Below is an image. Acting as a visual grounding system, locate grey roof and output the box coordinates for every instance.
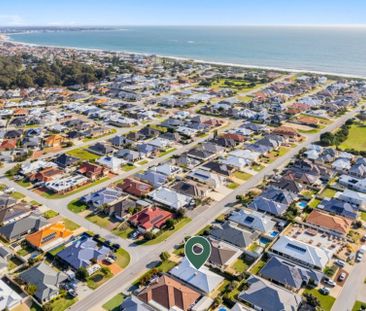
[82,187,123,209]
[120,296,155,311]
[170,258,224,293]
[319,198,358,219]
[208,238,241,267]
[260,256,323,290]
[229,209,276,234]
[238,276,302,311]
[271,236,333,269]
[19,262,68,302]
[57,237,111,270]
[136,170,168,188]
[248,197,288,216]
[261,187,297,205]
[0,214,48,241]
[209,221,258,248]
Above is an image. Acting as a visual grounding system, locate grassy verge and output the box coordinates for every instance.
[353,300,366,311]
[10,191,25,200]
[233,171,252,181]
[159,148,177,157]
[115,248,131,269]
[121,164,136,172]
[103,293,124,311]
[86,213,111,228]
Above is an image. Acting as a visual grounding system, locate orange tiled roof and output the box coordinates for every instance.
[306,210,352,235]
[138,274,201,311]
[26,222,72,248]
[45,134,64,146]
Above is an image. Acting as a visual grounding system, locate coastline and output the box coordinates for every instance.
[4,34,366,80]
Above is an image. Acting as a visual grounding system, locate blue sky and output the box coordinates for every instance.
[0,0,365,26]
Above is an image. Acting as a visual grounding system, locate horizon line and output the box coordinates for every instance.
[2,24,366,28]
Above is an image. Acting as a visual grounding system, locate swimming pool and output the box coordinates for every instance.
[297,201,308,209]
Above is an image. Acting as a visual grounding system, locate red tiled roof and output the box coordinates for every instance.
[129,206,173,230]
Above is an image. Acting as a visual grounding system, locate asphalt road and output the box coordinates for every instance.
[68,106,362,311]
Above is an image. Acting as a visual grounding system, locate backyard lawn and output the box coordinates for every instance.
[308,198,321,209]
[67,148,101,161]
[68,199,88,213]
[319,187,337,199]
[231,257,250,274]
[361,211,366,222]
[340,122,366,151]
[303,288,336,311]
[103,293,124,311]
[249,259,266,275]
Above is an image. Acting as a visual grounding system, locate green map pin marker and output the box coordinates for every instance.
[184,236,211,270]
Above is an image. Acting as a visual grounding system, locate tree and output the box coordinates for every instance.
[165,219,175,230]
[160,251,170,262]
[76,267,89,281]
[144,231,155,241]
[25,283,37,296]
[304,293,320,308]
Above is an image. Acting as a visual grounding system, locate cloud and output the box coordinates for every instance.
[0,14,25,26]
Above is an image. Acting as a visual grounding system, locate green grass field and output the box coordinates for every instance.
[353,300,366,311]
[233,171,252,181]
[67,148,101,160]
[303,288,336,311]
[340,122,366,151]
[67,199,88,213]
[103,294,124,311]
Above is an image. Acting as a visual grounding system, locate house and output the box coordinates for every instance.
[187,147,215,161]
[54,153,78,169]
[270,236,333,270]
[248,196,288,216]
[332,158,351,172]
[202,161,236,177]
[238,276,302,311]
[272,126,300,139]
[78,162,108,180]
[150,163,182,177]
[108,197,135,221]
[0,139,17,151]
[209,221,259,249]
[29,167,64,183]
[0,279,22,310]
[87,142,114,156]
[120,295,155,311]
[318,198,358,219]
[138,127,160,139]
[306,210,352,236]
[335,189,366,209]
[220,156,250,171]
[25,222,73,251]
[110,135,132,147]
[45,174,89,194]
[228,149,260,163]
[175,153,201,169]
[229,209,276,235]
[44,134,64,148]
[19,262,68,303]
[207,238,241,269]
[137,143,158,158]
[149,187,193,210]
[117,178,152,197]
[170,258,224,294]
[260,255,323,290]
[148,137,171,150]
[272,176,304,194]
[97,156,124,173]
[82,187,123,209]
[339,174,366,193]
[137,274,201,311]
[171,180,208,199]
[136,170,168,189]
[116,149,141,162]
[188,168,224,189]
[1,202,32,225]
[129,206,173,232]
[0,215,48,242]
[57,236,111,270]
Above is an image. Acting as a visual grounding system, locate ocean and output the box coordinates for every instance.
[8,26,366,77]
